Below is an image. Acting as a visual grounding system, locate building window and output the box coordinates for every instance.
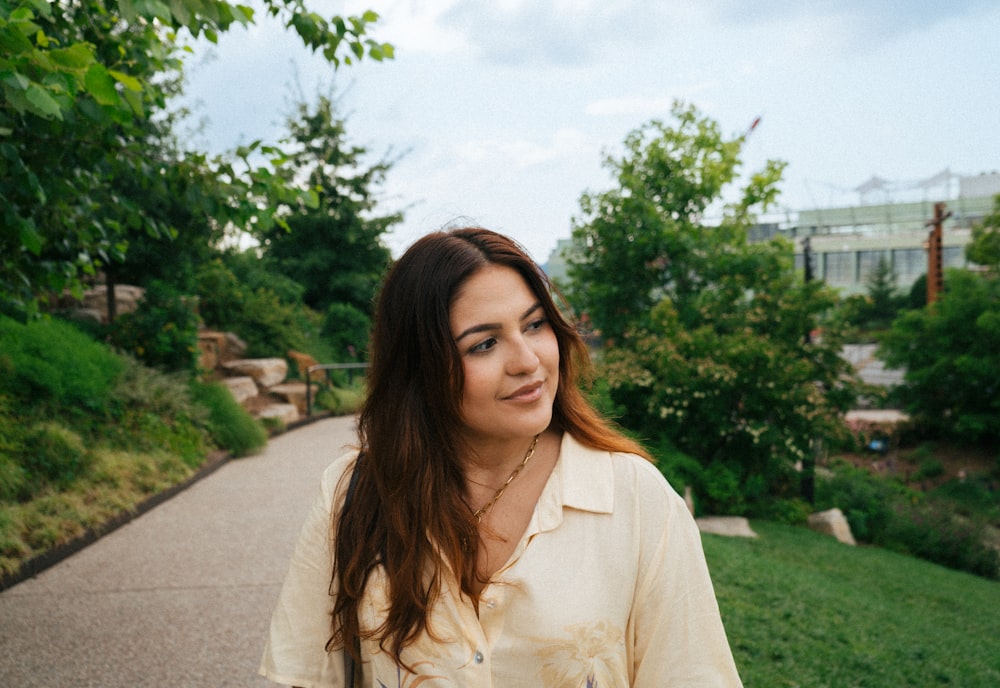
[943,247,965,269]
[892,248,925,282]
[857,250,887,283]
[823,252,854,283]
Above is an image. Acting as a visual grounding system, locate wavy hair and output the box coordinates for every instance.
[330,227,649,665]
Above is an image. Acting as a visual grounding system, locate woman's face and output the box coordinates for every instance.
[449,264,560,451]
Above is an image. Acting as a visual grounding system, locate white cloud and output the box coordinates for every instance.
[453,127,591,169]
[343,0,472,55]
[585,96,677,118]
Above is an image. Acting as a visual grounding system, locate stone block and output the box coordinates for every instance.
[808,508,856,545]
[257,403,299,427]
[270,382,309,415]
[696,516,758,538]
[222,377,258,405]
[222,358,288,388]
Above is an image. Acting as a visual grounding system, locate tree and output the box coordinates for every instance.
[879,269,1000,444]
[966,194,1000,273]
[569,103,863,514]
[257,95,400,316]
[1,0,392,318]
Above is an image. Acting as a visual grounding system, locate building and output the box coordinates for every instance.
[547,170,1000,297]
[772,171,999,296]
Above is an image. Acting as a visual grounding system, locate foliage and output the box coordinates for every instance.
[188,381,266,457]
[835,256,907,334]
[966,193,1000,272]
[706,521,1000,687]
[569,102,864,513]
[1,0,392,318]
[816,463,999,579]
[323,301,370,360]
[257,95,398,316]
[879,269,1000,443]
[105,281,200,372]
[0,315,124,410]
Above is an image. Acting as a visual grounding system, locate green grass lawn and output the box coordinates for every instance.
[704,521,1000,687]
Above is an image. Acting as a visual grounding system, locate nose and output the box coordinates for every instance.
[506,332,539,375]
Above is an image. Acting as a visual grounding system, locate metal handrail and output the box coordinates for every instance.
[305,363,369,416]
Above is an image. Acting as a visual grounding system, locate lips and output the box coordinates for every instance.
[503,380,544,402]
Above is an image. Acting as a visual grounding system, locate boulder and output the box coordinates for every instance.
[257,403,299,427]
[270,382,309,415]
[696,517,758,538]
[221,377,258,405]
[808,508,856,545]
[222,358,288,388]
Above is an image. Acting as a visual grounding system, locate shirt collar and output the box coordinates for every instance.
[536,432,615,533]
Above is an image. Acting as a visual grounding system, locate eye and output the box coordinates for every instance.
[469,336,498,354]
[526,317,548,333]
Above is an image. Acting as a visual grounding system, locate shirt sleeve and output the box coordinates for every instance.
[627,460,744,687]
[259,452,356,688]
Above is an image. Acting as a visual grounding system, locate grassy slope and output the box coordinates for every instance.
[704,521,1000,687]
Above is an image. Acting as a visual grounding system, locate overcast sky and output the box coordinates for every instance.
[181,0,1000,263]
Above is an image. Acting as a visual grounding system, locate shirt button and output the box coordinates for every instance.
[474,650,484,664]
[484,599,496,609]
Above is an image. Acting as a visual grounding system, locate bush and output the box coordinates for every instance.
[322,302,370,360]
[106,281,200,373]
[0,315,125,411]
[882,502,999,580]
[189,381,267,457]
[17,423,93,491]
[0,454,27,502]
[816,463,903,542]
[817,464,999,579]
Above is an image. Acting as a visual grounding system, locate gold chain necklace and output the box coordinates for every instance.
[472,434,540,523]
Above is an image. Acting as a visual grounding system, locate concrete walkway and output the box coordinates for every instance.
[0,415,358,688]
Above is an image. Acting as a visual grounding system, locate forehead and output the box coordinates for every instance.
[450,265,538,323]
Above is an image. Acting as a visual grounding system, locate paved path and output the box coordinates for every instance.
[0,415,358,687]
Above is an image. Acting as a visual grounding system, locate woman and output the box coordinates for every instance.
[260,228,743,687]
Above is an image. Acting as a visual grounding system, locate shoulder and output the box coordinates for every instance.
[560,433,686,518]
[317,448,363,515]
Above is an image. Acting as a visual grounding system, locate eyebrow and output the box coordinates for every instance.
[454,301,543,342]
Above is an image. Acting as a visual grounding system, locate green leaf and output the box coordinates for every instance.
[20,224,43,255]
[122,88,144,117]
[109,69,142,92]
[0,26,33,54]
[24,83,63,119]
[48,43,96,70]
[168,0,191,27]
[118,0,138,22]
[1,71,30,91]
[84,64,118,105]
[25,0,53,18]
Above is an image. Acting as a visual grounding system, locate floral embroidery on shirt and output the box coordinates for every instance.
[533,620,627,687]
[375,660,447,687]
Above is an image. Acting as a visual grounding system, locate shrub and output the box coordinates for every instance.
[882,502,999,580]
[189,381,267,457]
[0,454,27,502]
[106,281,200,373]
[815,463,903,542]
[817,463,999,579]
[0,315,125,411]
[322,302,370,360]
[16,422,93,491]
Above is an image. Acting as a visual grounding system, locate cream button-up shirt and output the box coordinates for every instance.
[260,433,743,687]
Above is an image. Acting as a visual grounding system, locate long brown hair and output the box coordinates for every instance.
[330,227,649,664]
